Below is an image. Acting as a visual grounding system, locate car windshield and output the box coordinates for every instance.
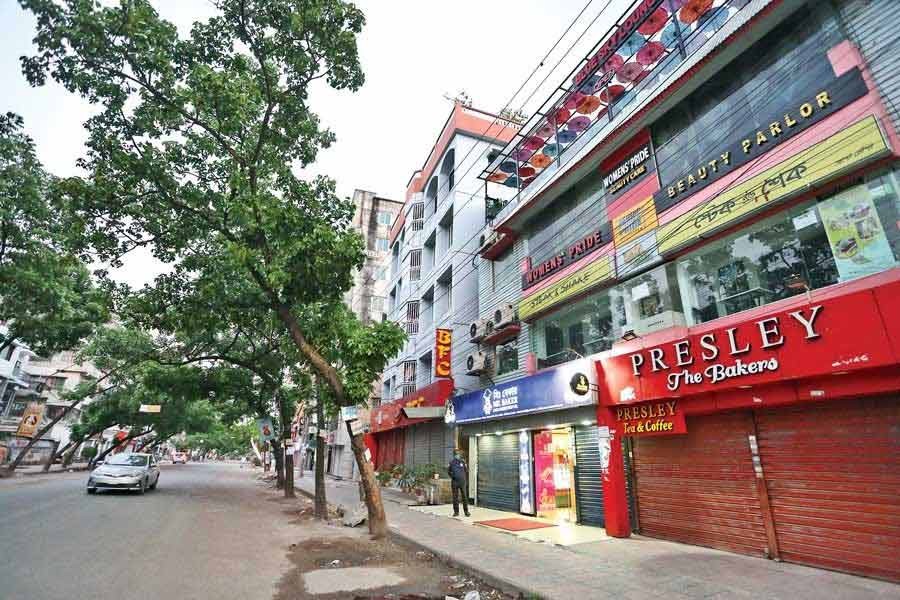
[105,455,148,467]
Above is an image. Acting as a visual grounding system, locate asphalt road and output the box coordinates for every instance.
[0,462,298,600]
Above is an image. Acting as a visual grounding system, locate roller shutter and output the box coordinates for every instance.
[477,433,520,512]
[574,425,605,527]
[755,396,900,581]
[632,411,769,556]
[375,429,404,471]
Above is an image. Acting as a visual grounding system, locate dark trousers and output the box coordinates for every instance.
[451,479,469,515]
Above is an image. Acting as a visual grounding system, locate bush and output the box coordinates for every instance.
[81,446,98,460]
[375,470,392,487]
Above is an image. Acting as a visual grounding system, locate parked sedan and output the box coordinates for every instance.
[87,453,160,495]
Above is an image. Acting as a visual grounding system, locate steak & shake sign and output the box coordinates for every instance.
[629,305,823,392]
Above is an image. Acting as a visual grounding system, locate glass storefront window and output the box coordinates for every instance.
[677,169,900,325]
[611,263,684,336]
[531,290,614,369]
[496,342,519,375]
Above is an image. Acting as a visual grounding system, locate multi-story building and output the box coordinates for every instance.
[325,189,403,480]
[369,101,518,472]
[451,0,900,582]
[0,332,37,463]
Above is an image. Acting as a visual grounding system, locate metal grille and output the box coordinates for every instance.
[411,202,425,232]
[410,250,422,281]
[405,301,420,335]
[402,360,417,384]
[397,383,415,399]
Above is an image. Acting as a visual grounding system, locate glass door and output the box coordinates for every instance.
[534,428,578,523]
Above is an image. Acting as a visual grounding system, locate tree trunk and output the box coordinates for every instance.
[346,420,387,539]
[42,439,61,472]
[93,429,152,465]
[62,438,84,468]
[272,441,284,489]
[51,438,79,468]
[280,398,295,498]
[1,395,90,477]
[314,397,327,519]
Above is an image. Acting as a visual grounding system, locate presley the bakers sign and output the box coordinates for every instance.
[599,289,899,405]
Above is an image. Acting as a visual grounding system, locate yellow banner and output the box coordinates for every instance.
[613,196,658,247]
[519,255,614,320]
[16,402,45,439]
[658,116,889,254]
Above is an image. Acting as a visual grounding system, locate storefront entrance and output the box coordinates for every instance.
[534,428,577,523]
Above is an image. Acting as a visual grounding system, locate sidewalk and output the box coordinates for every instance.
[6,464,90,477]
[295,474,898,600]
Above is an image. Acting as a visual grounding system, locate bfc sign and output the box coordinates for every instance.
[435,328,452,378]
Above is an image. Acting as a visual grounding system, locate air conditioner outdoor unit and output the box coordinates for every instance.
[469,318,493,343]
[493,304,517,329]
[479,231,500,251]
[466,351,490,375]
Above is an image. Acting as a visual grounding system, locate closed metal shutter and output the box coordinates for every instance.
[622,437,639,531]
[632,412,768,556]
[375,429,405,471]
[755,396,900,581]
[428,422,450,466]
[477,433,520,512]
[574,425,605,527]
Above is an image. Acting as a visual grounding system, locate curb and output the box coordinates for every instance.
[292,483,542,600]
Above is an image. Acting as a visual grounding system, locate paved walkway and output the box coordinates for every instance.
[295,474,898,600]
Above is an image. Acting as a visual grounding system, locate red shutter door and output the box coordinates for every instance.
[756,396,900,581]
[632,411,769,556]
[375,429,405,471]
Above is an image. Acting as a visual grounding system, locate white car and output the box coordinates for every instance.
[87,453,160,494]
[172,451,188,464]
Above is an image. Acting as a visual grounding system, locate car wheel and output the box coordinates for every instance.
[150,477,158,490]
[87,488,96,495]
[138,478,147,495]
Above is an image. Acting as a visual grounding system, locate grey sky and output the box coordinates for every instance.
[3,0,629,285]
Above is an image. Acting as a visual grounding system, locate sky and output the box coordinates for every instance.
[2,0,631,286]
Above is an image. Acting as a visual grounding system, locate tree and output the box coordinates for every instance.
[0,112,108,357]
[21,0,404,537]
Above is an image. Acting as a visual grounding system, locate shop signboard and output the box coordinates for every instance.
[340,406,358,422]
[657,115,890,254]
[602,143,653,196]
[522,224,612,290]
[598,288,898,405]
[612,195,658,248]
[16,402,45,439]
[453,360,596,424]
[519,255,614,320]
[653,68,871,214]
[434,328,453,378]
[614,400,686,436]
[369,379,454,433]
[518,431,535,514]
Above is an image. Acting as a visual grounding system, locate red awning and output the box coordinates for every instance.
[370,379,453,433]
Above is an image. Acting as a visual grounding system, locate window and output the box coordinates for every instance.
[377,211,394,226]
[676,170,900,324]
[410,249,422,281]
[0,386,14,415]
[531,290,615,369]
[447,221,453,248]
[375,266,388,281]
[653,7,841,186]
[496,342,519,375]
[527,170,607,267]
[4,344,15,361]
[370,296,385,312]
[610,264,683,336]
[375,237,390,252]
[491,248,516,292]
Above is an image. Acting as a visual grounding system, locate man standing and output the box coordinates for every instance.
[448,449,470,517]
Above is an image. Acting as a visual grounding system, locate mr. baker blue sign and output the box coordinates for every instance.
[452,360,595,424]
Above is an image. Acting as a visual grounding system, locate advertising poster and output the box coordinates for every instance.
[257,417,276,441]
[534,431,556,515]
[16,402,45,439]
[819,186,896,282]
[518,431,535,515]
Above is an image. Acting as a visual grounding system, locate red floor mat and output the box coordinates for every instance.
[474,518,555,531]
